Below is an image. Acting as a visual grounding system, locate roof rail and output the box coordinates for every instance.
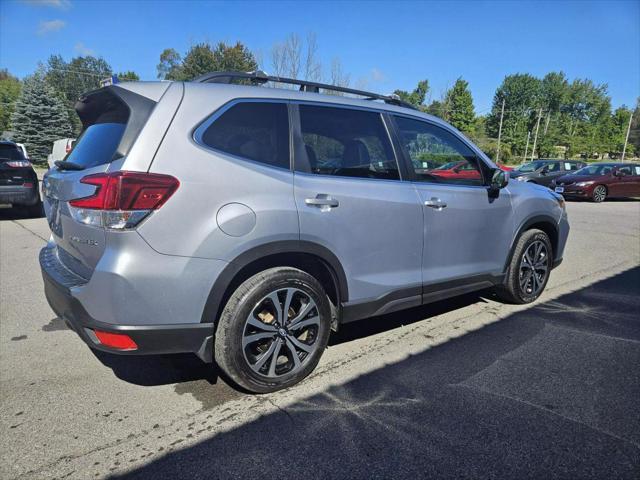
[192,70,417,110]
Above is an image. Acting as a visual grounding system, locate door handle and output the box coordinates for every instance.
[424,197,447,210]
[305,194,339,208]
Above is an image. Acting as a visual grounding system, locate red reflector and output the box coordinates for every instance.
[69,171,179,210]
[94,330,138,350]
[23,182,34,188]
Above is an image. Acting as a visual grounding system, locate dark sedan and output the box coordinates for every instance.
[0,141,41,214]
[553,163,640,202]
[510,159,586,187]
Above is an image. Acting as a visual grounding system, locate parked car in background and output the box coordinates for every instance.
[47,138,76,169]
[510,159,586,187]
[0,140,41,215]
[554,163,640,202]
[39,72,569,393]
[429,160,482,181]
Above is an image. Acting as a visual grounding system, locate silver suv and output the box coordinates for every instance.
[40,71,569,393]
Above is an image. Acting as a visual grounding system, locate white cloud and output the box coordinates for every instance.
[23,0,72,9]
[370,68,386,83]
[74,42,95,56]
[37,19,66,35]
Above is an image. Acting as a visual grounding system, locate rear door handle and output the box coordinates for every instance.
[424,197,447,210]
[305,194,339,208]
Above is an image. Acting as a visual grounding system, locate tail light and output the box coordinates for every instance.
[68,171,179,230]
[6,160,32,168]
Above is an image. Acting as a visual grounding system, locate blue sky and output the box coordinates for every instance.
[1,0,638,112]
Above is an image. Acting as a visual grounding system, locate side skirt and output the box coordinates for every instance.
[340,274,504,324]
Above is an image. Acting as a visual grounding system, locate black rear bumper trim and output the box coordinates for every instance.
[41,260,213,362]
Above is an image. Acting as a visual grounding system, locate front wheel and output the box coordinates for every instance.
[495,229,552,304]
[214,267,331,393]
[592,185,607,203]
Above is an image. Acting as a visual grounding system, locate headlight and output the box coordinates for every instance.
[516,176,528,182]
[575,181,594,187]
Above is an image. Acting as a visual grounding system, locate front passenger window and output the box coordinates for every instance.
[394,116,484,186]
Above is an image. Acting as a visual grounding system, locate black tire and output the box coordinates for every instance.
[214,267,331,393]
[495,229,552,304]
[592,185,607,203]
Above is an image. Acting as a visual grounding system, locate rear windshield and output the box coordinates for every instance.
[64,113,127,169]
[0,144,26,161]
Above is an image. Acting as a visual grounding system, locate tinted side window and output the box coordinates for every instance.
[298,105,399,180]
[394,116,483,186]
[201,102,290,169]
[618,166,633,175]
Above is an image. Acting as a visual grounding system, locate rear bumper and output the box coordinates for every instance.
[40,250,214,362]
[0,184,39,206]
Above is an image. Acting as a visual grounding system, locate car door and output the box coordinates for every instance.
[538,162,562,187]
[391,115,513,292]
[614,165,636,196]
[292,103,423,305]
[629,165,640,196]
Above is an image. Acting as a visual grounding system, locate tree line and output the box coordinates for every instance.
[1,36,637,164]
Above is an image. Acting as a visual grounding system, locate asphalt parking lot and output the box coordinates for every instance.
[1,200,639,479]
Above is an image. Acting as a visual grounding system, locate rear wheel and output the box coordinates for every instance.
[214,267,331,393]
[592,185,607,203]
[495,229,552,304]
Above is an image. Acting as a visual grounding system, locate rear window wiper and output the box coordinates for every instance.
[55,160,85,171]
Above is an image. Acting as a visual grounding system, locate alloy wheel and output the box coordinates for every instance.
[242,288,320,378]
[518,240,549,296]
[593,185,606,202]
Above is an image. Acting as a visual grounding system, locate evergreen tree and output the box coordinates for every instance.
[393,80,429,109]
[10,72,72,163]
[444,78,475,134]
[0,69,22,135]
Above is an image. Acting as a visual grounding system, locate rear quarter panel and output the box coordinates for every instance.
[138,86,299,261]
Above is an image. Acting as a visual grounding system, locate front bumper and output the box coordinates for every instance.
[40,248,214,362]
[0,184,39,206]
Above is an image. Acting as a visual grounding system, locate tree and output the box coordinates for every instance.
[117,71,140,82]
[157,42,258,81]
[271,33,322,82]
[394,80,429,108]
[10,72,72,163]
[628,98,640,157]
[443,78,475,134]
[157,48,183,80]
[0,69,21,135]
[487,74,541,156]
[44,54,112,134]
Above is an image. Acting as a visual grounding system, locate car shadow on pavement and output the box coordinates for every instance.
[91,292,487,389]
[110,267,640,480]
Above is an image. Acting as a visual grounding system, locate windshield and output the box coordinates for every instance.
[63,122,126,168]
[573,165,614,176]
[515,161,545,173]
[0,144,26,161]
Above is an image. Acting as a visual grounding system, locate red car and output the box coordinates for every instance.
[429,160,481,180]
[554,163,640,202]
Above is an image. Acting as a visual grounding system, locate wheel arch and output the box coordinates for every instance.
[505,215,559,272]
[201,241,348,327]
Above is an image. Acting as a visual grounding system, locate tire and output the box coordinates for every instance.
[592,185,607,203]
[214,267,331,393]
[495,229,552,304]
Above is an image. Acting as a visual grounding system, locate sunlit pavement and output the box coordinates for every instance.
[1,200,639,479]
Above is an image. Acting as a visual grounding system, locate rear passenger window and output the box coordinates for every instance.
[201,102,290,169]
[298,105,399,180]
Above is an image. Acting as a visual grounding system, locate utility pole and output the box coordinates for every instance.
[523,131,531,163]
[621,112,633,162]
[531,108,543,161]
[496,98,505,163]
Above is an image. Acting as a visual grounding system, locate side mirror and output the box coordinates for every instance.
[489,168,509,191]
